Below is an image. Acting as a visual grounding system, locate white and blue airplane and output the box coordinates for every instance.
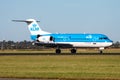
[13,19,113,54]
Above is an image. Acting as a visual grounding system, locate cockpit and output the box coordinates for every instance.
[99,37,108,40]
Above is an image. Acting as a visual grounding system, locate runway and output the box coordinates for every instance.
[0,78,58,80]
[0,52,120,56]
[0,78,119,80]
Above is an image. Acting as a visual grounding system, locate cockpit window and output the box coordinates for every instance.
[99,37,108,40]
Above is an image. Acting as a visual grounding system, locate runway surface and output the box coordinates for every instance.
[0,53,120,56]
[0,78,59,80]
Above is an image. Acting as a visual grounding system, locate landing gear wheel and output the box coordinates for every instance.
[71,48,77,54]
[99,47,104,54]
[56,49,61,54]
[99,50,103,54]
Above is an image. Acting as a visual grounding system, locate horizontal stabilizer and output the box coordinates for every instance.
[12,20,40,22]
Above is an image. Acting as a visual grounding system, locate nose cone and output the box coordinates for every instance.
[105,39,113,47]
[109,42,113,46]
[107,40,113,46]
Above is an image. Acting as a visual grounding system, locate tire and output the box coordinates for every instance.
[71,48,76,54]
[56,49,61,54]
[99,50,103,54]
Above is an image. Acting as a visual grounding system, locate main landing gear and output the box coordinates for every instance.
[55,48,61,54]
[71,48,77,54]
[55,48,77,54]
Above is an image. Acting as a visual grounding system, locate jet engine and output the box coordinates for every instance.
[37,35,54,43]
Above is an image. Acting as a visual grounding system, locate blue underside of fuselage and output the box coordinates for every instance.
[30,33,113,42]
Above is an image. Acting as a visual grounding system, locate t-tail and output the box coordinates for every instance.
[12,19,51,40]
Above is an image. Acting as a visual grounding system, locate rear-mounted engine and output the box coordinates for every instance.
[37,35,54,43]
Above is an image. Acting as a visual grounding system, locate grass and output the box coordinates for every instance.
[0,54,120,79]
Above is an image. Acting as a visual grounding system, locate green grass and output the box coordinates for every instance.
[0,55,120,79]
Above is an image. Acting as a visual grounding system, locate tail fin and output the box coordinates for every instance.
[12,19,50,40]
[12,19,50,35]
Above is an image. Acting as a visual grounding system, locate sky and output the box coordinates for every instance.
[0,0,120,42]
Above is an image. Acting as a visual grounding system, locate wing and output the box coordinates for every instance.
[34,42,73,48]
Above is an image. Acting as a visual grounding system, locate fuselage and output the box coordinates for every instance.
[31,33,113,48]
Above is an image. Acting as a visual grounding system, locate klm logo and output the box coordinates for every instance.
[30,24,39,31]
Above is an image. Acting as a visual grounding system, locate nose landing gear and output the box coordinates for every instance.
[99,47,104,54]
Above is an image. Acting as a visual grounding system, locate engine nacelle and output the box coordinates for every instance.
[37,36,54,43]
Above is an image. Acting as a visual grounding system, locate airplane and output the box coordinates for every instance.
[12,19,113,54]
